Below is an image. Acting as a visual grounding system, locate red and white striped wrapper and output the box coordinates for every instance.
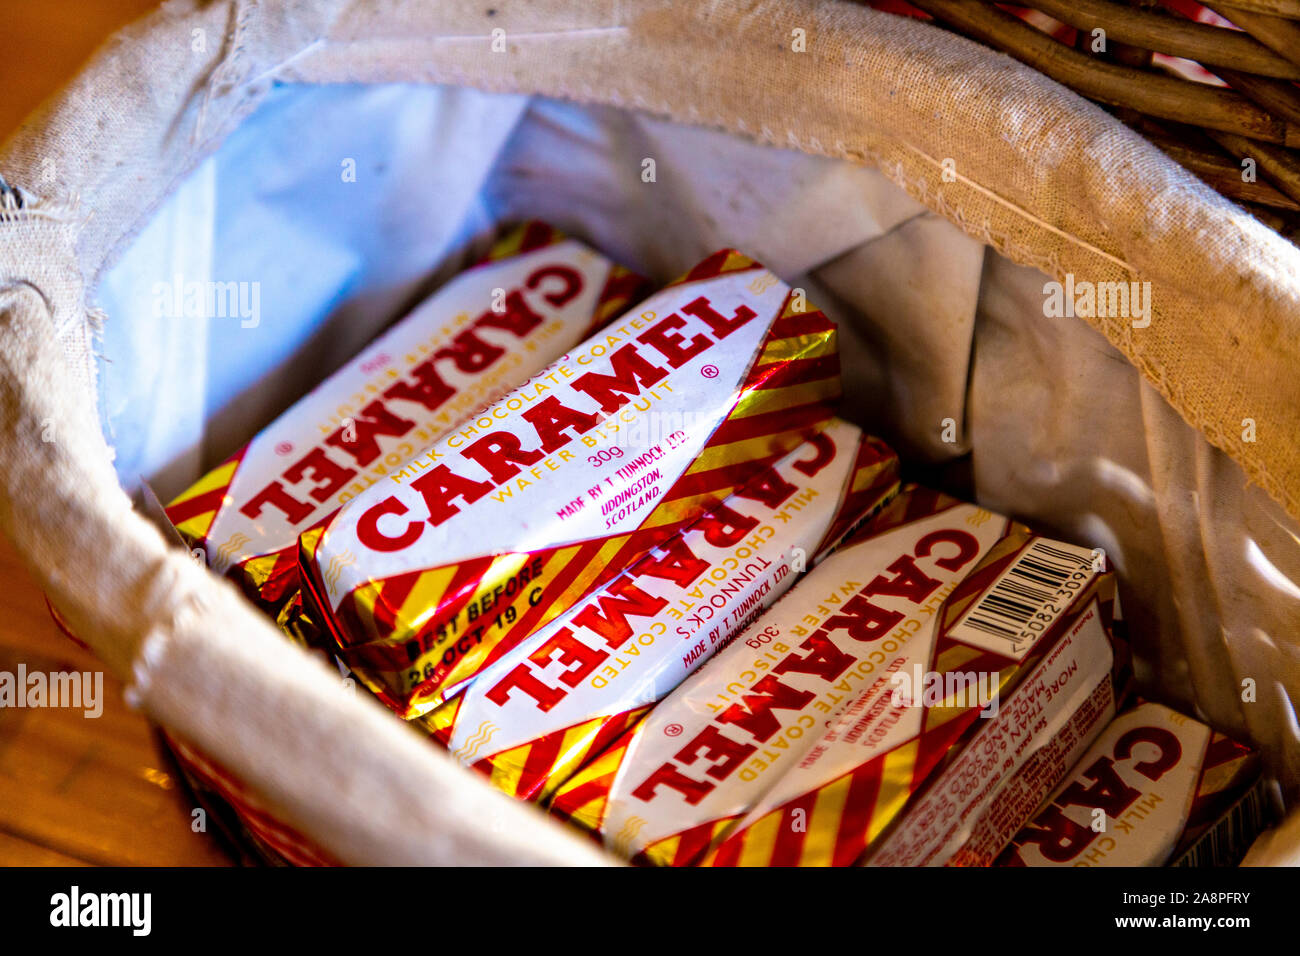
[303,251,843,719]
[549,486,1126,865]
[164,222,646,614]
[166,733,339,867]
[707,513,1126,867]
[995,700,1265,867]
[422,419,900,804]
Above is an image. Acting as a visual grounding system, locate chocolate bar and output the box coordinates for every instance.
[995,700,1266,867]
[303,251,842,718]
[550,486,1125,866]
[165,222,645,614]
[424,419,898,802]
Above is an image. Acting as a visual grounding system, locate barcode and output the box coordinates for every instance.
[948,538,1097,659]
[1173,778,1270,868]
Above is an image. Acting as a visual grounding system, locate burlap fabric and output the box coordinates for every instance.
[0,0,1297,864]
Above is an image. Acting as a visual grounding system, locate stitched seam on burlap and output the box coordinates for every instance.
[81,18,1300,519]
[642,104,1292,520]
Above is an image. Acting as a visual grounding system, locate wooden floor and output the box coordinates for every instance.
[0,0,233,865]
[0,535,232,865]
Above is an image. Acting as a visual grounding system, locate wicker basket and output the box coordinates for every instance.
[877,0,1300,240]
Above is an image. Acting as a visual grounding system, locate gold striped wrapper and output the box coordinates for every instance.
[994,700,1265,867]
[304,251,843,718]
[164,222,647,621]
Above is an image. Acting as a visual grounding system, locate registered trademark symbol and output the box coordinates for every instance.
[274,441,293,455]
[665,723,683,737]
[701,365,719,379]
